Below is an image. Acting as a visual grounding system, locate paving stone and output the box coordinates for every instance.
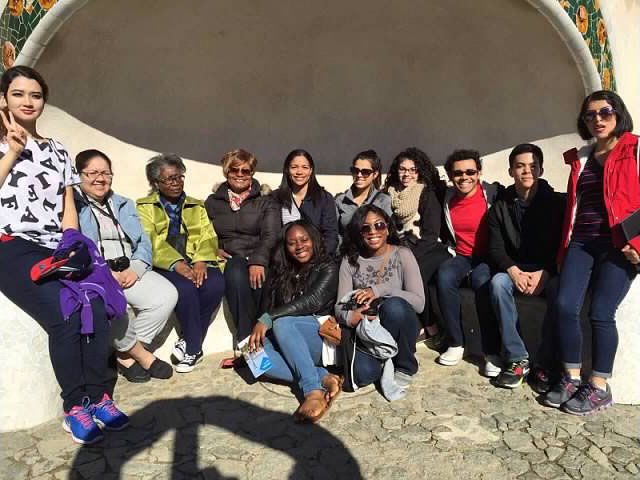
[532,462,569,479]
[580,461,616,479]
[625,463,639,475]
[2,458,29,480]
[545,446,565,462]
[503,431,538,454]
[587,445,614,471]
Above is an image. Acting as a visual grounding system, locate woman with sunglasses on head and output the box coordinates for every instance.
[335,149,391,238]
[542,91,638,415]
[337,205,424,392]
[75,149,177,383]
[137,154,225,373]
[273,149,339,255]
[248,220,341,423]
[383,147,450,349]
[0,66,128,445]
[205,149,280,356]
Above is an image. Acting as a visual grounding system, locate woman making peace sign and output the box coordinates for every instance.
[0,66,128,445]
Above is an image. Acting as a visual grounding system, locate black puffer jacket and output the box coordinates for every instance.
[205,180,280,267]
[261,258,338,321]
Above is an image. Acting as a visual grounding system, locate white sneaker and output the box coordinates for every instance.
[437,346,464,366]
[484,355,502,378]
[172,338,186,363]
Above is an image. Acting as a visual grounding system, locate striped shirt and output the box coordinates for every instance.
[572,155,611,241]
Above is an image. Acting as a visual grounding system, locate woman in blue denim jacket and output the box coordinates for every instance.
[75,149,178,383]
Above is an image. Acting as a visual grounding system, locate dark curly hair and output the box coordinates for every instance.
[340,205,402,271]
[267,220,329,305]
[383,147,445,199]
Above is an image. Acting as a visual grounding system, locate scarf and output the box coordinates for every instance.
[160,192,186,236]
[227,187,251,212]
[388,183,425,226]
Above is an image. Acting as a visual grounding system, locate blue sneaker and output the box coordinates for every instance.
[91,394,129,431]
[562,383,613,416]
[62,401,104,445]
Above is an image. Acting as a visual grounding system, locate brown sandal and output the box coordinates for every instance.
[294,390,329,424]
[322,373,344,407]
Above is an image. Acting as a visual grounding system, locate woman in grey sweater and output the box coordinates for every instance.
[337,205,424,387]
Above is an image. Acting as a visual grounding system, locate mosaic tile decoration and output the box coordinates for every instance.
[558,0,615,90]
[0,0,616,90]
[1,0,57,73]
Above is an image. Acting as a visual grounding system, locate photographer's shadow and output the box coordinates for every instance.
[70,395,362,479]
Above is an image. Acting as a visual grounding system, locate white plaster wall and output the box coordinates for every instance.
[600,0,640,132]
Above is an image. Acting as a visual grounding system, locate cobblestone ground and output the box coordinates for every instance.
[2,345,639,480]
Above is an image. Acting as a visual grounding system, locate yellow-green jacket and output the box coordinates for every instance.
[136,192,219,270]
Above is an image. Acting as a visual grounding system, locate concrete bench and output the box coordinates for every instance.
[428,277,640,404]
[2,278,638,432]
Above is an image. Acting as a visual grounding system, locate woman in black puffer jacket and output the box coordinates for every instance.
[248,220,341,424]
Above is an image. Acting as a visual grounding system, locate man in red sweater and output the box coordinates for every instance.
[436,149,502,377]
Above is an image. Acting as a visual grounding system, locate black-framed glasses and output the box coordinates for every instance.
[228,166,253,176]
[350,167,374,178]
[452,169,478,178]
[398,167,417,174]
[360,221,387,235]
[81,171,113,180]
[158,174,185,185]
[582,106,616,123]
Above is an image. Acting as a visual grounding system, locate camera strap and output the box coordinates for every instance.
[84,192,128,260]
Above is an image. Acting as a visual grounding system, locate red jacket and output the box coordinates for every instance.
[558,132,640,265]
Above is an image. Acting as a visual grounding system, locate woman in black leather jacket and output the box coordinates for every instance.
[248,220,341,423]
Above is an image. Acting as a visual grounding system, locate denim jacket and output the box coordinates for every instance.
[75,189,153,274]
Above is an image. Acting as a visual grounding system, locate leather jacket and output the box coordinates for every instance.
[262,258,338,322]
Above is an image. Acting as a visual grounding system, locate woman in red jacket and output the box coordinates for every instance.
[544,90,639,415]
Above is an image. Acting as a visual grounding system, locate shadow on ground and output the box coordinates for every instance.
[69,395,362,479]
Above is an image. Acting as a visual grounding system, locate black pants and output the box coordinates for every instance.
[0,237,110,412]
[415,248,451,328]
[223,256,266,342]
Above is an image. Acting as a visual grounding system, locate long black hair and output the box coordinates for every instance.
[275,149,324,210]
[383,147,445,199]
[340,205,401,270]
[268,220,329,304]
[577,90,634,140]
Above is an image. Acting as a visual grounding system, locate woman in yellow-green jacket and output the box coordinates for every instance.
[137,153,225,373]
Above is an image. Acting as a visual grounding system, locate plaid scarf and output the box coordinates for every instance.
[159,192,186,236]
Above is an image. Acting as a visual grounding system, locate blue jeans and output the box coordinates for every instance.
[490,270,559,363]
[436,255,499,354]
[556,239,636,377]
[262,315,328,396]
[352,297,420,386]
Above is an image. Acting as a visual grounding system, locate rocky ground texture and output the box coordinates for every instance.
[1,345,639,479]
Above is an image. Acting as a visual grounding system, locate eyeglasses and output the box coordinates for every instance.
[360,221,387,235]
[158,174,185,185]
[81,171,113,180]
[228,166,253,176]
[398,167,417,174]
[452,169,478,178]
[350,167,374,178]
[582,106,616,123]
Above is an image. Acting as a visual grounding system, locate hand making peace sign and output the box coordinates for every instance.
[1,110,27,156]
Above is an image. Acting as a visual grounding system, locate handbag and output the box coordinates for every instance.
[318,316,342,346]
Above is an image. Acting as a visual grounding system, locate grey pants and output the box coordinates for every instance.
[110,270,178,352]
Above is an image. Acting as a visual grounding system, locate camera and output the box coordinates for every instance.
[107,256,130,272]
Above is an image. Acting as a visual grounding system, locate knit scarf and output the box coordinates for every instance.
[388,183,425,226]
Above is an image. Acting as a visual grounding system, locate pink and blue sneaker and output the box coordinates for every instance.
[90,393,129,431]
[62,401,104,445]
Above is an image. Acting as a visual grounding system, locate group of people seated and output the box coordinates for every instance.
[1,66,638,445]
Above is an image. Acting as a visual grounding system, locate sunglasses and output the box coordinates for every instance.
[228,166,252,176]
[360,221,387,235]
[452,169,478,178]
[350,167,374,178]
[158,174,185,184]
[582,106,616,123]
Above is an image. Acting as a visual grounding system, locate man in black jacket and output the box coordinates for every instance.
[488,143,566,389]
